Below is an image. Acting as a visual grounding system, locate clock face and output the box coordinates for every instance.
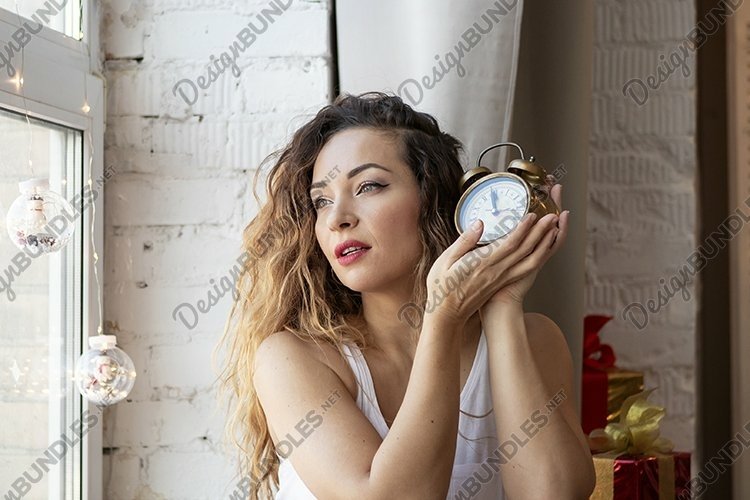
[456,174,529,243]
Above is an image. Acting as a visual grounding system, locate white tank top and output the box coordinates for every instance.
[275,328,505,499]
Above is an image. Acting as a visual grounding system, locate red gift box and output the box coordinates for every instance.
[582,315,644,435]
[591,452,691,500]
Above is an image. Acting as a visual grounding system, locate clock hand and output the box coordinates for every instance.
[491,189,499,215]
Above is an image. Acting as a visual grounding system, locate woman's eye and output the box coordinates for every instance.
[312,198,326,210]
[359,181,384,193]
[312,182,385,211]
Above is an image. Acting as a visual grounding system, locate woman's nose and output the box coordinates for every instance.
[326,200,358,231]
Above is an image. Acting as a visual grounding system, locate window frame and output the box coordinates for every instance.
[0,1,104,498]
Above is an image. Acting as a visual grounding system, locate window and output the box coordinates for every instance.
[0,1,103,499]
[0,106,85,500]
[0,0,82,40]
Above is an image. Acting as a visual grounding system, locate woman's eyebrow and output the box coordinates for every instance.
[309,163,391,193]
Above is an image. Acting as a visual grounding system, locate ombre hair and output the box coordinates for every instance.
[216,91,468,499]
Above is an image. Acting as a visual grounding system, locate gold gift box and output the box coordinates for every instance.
[605,369,644,424]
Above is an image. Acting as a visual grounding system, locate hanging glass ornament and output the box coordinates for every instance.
[74,335,136,407]
[5,177,75,253]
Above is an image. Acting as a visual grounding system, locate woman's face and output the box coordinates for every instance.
[311,127,423,293]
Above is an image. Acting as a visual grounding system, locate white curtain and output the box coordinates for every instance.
[336,0,524,170]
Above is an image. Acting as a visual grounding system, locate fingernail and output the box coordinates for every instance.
[471,219,482,231]
[526,213,537,222]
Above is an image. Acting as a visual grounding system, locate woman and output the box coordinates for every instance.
[218,91,596,499]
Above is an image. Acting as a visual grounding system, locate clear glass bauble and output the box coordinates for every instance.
[5,177,75,253]
[75,335,136,407]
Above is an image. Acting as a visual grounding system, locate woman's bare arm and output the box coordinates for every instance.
[253,311,464,500]
[482,305,596,500]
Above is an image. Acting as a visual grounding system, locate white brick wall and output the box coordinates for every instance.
[586,0,697,454]
[100,0,698,496]
[100,0,330,497]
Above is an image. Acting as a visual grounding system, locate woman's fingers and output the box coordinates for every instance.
[543,224,559,250]
[500,225,559,283]
[502,213,559,264]
[496,210,569,283]
[461,212,557,294]
[500,183,562,264]
[550,184,563,224]
[524,210,569,266]
[443,217,488,265]
[454,212,537,271]
[548,210,569,253]
[524,224,558,266]
[551,183,562,203]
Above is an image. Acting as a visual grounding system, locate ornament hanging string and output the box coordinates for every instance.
[12,0,35,178]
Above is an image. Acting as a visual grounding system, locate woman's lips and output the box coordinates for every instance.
[336,247,370,265]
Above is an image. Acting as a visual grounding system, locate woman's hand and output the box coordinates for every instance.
[481,182,569,311]
[424,201,555,327]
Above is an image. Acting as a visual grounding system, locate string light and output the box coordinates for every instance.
[4,0,76,257]
[72,3,136,407]
[4,0,136,406]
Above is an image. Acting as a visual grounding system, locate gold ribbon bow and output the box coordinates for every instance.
[588,387,674,455]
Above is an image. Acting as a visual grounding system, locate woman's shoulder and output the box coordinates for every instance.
[255,330,358,402]
[253,330,363,460]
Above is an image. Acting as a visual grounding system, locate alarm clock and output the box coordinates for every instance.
[454,141,561,246]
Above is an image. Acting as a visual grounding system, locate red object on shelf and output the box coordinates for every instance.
[591,452,691,500]
[582,315,616,434]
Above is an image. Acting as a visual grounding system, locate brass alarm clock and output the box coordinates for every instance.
[454,142,560,246]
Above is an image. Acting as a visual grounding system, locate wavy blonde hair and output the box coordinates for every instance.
[216,91,469,499]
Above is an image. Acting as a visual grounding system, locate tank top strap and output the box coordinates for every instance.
[340,342,390,439]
